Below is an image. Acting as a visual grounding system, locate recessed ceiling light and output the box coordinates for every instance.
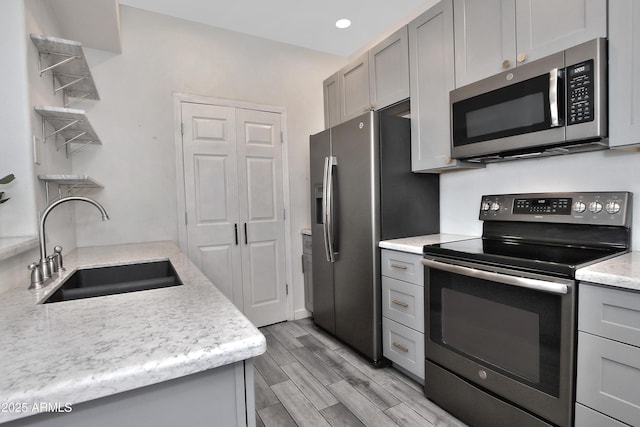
[335,19,351,29]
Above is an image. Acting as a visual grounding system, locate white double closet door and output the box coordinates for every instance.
[180,101,287,327]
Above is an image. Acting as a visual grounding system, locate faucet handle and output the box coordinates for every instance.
[28,263,44,290]
[53,245,65,271]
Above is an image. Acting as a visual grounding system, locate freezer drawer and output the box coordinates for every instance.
[382,276,424,332]
[381,250,423,286]
[382,317,424,380]
[577,331,640,426]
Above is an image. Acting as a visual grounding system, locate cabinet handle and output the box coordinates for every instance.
[517,53,526,63]
[244,223,248,245]
[234,224,239,245]
[391,299,409,308]
[502,59,511,69]
[390,263,408,270]
[392,342,409,353]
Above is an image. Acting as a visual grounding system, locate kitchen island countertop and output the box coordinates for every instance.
[0,241,265,423]
[379,233,476,254]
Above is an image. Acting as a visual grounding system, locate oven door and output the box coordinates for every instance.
[423,257,575,427]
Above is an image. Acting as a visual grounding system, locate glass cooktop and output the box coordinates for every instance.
[423,238,626,278]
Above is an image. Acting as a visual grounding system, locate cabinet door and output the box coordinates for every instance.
[339,53,371,122]
[369,26,410,109]
[453,0,516,87]
[609,0,640,149]
[302,253,313,312]
[577,332,640,426]
[323,71,341,129]
[515,0,607,65]
[409,0,480,172]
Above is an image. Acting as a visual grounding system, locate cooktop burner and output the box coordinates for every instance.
[424,192,632,279]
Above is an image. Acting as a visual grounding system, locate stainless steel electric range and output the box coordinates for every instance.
[422,192,632,427]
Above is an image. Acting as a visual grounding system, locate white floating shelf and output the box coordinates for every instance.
[34,105,101,157]
[38,175,104,203]
[30,34,100,105]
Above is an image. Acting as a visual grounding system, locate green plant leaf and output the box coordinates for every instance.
[0,174,15,185]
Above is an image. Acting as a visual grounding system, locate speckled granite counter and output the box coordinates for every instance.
[0,241,266,423]
[576,252,640,292]
[379,233,476,254]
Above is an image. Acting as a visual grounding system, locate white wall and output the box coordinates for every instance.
[440,148,640,249]
[0,0,37,238]
[69,6,345,317]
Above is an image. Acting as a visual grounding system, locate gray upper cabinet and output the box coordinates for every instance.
[608,0,640,149]
[409,0,480,172]
[339,52,370,123]
[369,26,410,111]
[453,0,607,88]
[323,27,410,128]
[323,71,342,129]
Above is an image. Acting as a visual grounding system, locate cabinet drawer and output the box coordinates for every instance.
[579,284,640,348]
[302,234,312,254]
[382,276,424,332]
[577,332,640,426]
[381,250,423,286]
[382,317,424,380]
[575,403,630,427]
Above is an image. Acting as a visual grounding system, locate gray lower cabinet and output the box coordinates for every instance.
[609,0,640,149]
[576,283,640,426]
[302,233,313,312]
[6,360,256,427]
[381,249,425,381]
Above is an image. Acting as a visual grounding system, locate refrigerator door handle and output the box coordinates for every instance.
[321,156,332,262]
[325,156,338,262]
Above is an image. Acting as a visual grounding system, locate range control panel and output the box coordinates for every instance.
[480,192,632,227]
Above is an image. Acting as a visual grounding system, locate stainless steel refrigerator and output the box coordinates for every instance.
[310,109,439,364]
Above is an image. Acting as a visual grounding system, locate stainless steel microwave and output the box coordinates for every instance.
[450,38,607,163]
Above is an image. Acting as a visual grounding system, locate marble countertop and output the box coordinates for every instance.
[576,252,640,292]
[0,241,266,423]
[379,233,477,254]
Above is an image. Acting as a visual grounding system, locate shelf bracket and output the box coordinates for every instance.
[53,73,88,94]
[42,116,80,142]
[38,52,80,76]
[64,92,91,108]
[67,140,95,158]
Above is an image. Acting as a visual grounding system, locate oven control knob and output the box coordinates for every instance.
[481,201,491,212]
[589,201,603,214]
[605,201,621,214]
[490,202,501,212]
[573,201,586,213]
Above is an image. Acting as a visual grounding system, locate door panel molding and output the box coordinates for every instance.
[174,93,292,326]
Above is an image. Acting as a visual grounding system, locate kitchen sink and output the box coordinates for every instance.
[44,260,183,303]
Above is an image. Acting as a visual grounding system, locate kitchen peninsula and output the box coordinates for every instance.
[0,241,265,426]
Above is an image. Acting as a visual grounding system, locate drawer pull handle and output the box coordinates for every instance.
[391,299,409,308]
[391,264,408,270]
[392,342,409,353]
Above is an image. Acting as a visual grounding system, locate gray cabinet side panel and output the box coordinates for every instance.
[6,362,248,427]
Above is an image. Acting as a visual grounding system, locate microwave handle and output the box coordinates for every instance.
[549,68,560,127]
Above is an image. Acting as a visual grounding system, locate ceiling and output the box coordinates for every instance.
[118,0,438,57]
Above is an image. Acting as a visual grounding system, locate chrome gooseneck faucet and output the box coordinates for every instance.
[30,196,109,289]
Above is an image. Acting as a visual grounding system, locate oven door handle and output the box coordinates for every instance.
[422,259,569,295]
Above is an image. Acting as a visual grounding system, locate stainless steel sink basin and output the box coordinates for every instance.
[44,260,183,303]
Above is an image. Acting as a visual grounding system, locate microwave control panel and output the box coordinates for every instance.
[567,59,594,125]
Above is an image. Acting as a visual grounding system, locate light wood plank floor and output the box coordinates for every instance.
[255,318,467,427]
